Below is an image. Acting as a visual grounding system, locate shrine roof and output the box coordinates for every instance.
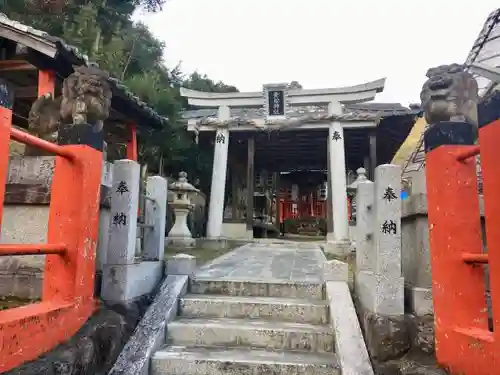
[181,102,420,123]
[0,13,168,128]
[465,8,500,98]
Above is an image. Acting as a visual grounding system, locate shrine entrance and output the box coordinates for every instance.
[181,82,418,243]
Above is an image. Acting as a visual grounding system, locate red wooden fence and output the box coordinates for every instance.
[0,99,102,371]
[425,119,500,374]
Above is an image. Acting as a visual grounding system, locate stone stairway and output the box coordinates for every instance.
[151,278,341,374]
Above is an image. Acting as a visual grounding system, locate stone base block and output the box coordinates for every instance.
[166,317,334,352]
[180,294,329,324]
[101,261,163,303]
[356,270,404,316]
[406,286,433,316]
[362,312,410,362]
[191,278,324,300]
[0,267,43,299]
[323,259,348,282]
[167,236,195,248]
[323,240,352,256]
[58,122,104,151]
[166,254,197,276]
[152,347,340,375]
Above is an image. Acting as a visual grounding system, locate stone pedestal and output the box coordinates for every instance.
[58,122,104,151]
[166,254,197,276]
[167,172,197,248]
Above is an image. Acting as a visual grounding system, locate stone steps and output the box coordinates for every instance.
[179,294,329,324]
[151,345,340,375]
[151,278,338,375]
[190,278,324,300]
[166,317,334,352]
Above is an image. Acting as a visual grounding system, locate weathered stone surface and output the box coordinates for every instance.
[143,176,168,261]
[191,278,324,300]
[108,275,188,375]
[356,179,375,273]
[322,240,352,256]
[323,259,348,282]
[152,346,340,375]
[101,261,163,303]
[406,314,435,355]
[326,281,374,375]
[167,317,334,353]
[166,254,196,276]
[420,63,478,126]
[401,363,447,375]
[363,312,410,362]
[194,243,325,282]
[180,294,328,324]
[5,308,130,375]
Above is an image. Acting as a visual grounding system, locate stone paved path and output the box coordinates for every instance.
[194,241,326,283]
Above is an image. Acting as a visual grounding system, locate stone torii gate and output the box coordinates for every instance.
[181,79,386,248]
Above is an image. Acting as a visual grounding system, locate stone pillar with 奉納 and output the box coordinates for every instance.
[206,105,230,239]
[357,164,404,316]
[353,168,375,275]
[325,101,350,254]
[101,159,162,303]
[355,164,408,362]
[107,160,140,265]
[143,175,168,261]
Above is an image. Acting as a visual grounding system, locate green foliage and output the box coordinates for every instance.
[1,0,239,188]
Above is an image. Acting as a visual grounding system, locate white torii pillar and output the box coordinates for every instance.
[327,101,349,243]
[206,105,230,239]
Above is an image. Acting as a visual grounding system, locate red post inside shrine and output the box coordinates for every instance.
[126,122,138,161]
[38,70,56,97]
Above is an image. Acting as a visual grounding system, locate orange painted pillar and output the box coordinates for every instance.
[126,122,138,161]
[477,119,500,360]
[425,121,493,374]
[38,70,56,97]
[0,80,14,227]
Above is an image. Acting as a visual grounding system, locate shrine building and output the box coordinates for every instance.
[181,81,420,242]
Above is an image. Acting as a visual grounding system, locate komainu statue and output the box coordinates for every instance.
[420,63,478,126]
[27,65,112,143]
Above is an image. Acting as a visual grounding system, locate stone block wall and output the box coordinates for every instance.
[0,156,113,299]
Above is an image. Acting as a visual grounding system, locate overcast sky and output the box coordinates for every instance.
[137,1,498,106]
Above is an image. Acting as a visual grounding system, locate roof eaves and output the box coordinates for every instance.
[0,13,168,128]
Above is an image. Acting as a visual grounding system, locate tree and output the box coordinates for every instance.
[1,0,239,190]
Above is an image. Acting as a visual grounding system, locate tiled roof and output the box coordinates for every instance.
[182,102,420,123]
[0,13,168,127]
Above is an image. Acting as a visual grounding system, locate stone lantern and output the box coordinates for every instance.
[167,171,198,247]
[347,167,369,224]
